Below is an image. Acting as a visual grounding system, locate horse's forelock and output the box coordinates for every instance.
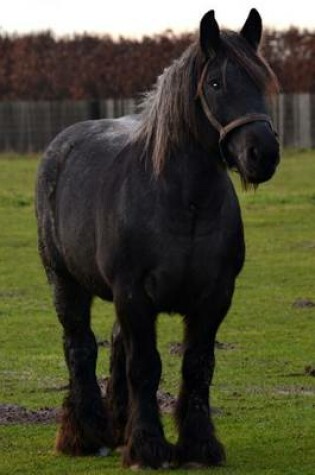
[222,31,279,95]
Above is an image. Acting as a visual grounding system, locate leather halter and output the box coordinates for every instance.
[196,59,275,144]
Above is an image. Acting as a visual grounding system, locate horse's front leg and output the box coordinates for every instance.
[114,284,173,469]
[175,284,235,467]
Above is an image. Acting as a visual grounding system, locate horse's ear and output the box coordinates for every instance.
[240,8,262,50]
[200,10,221,58]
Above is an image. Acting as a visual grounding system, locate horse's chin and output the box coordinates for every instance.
[226,162,258,191]
[222,133,280,187]
[241,166,277,187]
[239,175,259,191]
[232,159,278,189]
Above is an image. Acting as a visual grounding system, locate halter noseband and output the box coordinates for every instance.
[196,59,275,144]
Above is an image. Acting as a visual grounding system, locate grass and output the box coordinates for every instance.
[0,150,315,474]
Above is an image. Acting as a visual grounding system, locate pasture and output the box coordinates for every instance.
[0,150,314,474]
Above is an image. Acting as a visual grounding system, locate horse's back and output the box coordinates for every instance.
[38,115,137,182]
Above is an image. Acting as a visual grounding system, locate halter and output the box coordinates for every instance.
[196,59,275,144]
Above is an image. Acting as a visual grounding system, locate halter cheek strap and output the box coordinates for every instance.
[196,59,276,144]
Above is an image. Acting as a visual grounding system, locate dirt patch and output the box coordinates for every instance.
[169,342,183,356]
[0,404,59,425]
[1,389,225,425]
[295,240,315,250]
[99,377,177,413]
[157,391,176,413]
[2,376,225,424]
[97,339,110,348]
[168,340,237,356]
[305,365,315,377]
[274,386,315,397]
[292,298,315,309]
[0,392,176,425]
[215,340,237,350]
[42,384,69,393]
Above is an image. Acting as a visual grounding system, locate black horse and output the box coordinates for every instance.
[36,9,280,469]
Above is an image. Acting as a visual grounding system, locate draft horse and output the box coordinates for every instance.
[36,9,280,469]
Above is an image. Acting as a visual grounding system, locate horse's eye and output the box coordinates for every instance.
[209,79,221,90]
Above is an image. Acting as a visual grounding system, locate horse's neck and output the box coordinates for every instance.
[159,143,228,210]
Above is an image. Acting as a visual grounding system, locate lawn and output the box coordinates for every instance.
[0,150,314,474]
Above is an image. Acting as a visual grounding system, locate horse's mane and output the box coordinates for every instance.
[131,32,279,175]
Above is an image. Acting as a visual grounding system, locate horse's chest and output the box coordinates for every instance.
[143,215,244,313]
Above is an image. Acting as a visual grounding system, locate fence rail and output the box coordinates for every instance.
[0,95,314,152]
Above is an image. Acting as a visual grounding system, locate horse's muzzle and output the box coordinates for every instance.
[223,122,280,184]
[241,139,280,183]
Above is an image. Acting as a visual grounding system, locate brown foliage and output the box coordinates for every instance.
[262,28,315,92]
[0,28,314,100]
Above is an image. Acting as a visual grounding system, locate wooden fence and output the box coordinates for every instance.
[0,95,314,152]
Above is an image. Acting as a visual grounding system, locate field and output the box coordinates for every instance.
[0,150,314,474]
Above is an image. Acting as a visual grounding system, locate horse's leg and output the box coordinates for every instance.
[106,321,129,447]
[175,280,235,467]
[52,272,113,455]
[114,284,173,469]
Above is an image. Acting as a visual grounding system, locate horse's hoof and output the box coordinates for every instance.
[177,437,226,467]
[130,461,171,470]
[123,430,174,469]
[182,462,206,469]
[97,446,111,457]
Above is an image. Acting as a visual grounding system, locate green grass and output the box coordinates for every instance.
[0,150,315,474]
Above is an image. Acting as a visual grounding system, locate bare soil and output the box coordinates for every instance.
[168,340,237,355]
[0,404,59,425]
[292,298,315,308]
[0,379,177,425]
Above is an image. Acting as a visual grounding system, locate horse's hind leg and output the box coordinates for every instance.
[106,321,129,447]
[52,272,112,455]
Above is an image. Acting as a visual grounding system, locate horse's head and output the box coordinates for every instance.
[197,9,280,185]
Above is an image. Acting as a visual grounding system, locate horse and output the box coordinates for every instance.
[35,9,280,469]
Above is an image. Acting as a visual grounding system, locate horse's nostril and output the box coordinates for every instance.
[248,146,259,162]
